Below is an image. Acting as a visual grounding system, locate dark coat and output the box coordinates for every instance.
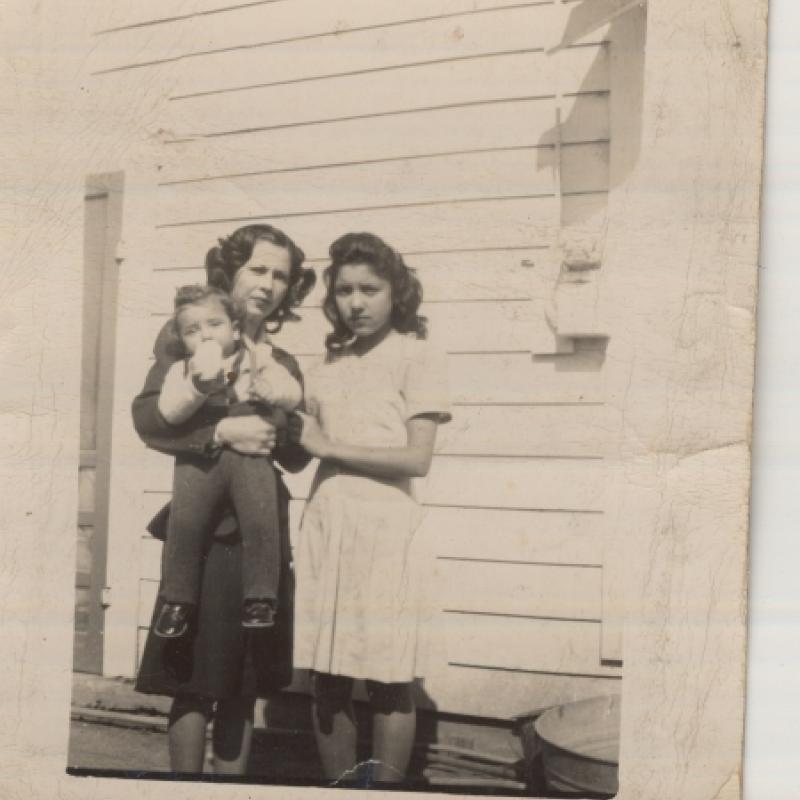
[132,321,311,699]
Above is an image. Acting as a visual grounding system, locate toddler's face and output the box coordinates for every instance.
[176,298,238,357]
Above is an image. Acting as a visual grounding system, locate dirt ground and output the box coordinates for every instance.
[66,717,535,793]
[68,720,171,774]
[67,717,325,783]
[66,675,533,793]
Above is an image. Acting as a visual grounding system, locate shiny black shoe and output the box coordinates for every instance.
[242,598,276,628]
[154,602,193,638]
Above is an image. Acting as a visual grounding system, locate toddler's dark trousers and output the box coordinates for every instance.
[161,449,281,605]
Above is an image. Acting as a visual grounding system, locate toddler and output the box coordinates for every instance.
[154,284,302,638]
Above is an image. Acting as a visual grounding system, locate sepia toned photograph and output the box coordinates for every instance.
[0,0,767,798]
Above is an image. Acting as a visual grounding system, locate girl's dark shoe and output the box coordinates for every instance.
[242,598,276,628]
[154,602,193,638]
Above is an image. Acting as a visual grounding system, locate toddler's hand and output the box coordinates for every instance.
[189,340,225,394]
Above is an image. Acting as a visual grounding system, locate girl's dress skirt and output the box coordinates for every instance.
[293,469,437,685]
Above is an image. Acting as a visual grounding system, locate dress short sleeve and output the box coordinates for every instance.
[403,339,452,424]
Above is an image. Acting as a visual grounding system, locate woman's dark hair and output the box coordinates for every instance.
[204,223,315,331]
[322,232,426,351]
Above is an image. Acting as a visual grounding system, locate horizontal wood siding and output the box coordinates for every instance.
[153,194,606,269]
[148,249,543,305]
[139,504,605,576]
[444,614,620,677]
[169,5,604,99]
[140,456,605,510]
[138,347,607,404]
[94,1,601,74]
[438,561,602,620]
[166,48,608,139]
[159,94,609,184]
[101,0,618,717]
[159,145,608,226]
[146,302,534,355]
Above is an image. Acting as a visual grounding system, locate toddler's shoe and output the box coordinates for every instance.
[242,598,276,628]
[154,602,193,638]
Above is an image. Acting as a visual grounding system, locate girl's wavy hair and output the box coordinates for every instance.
[204,223,315,333]
[322,232,426,351]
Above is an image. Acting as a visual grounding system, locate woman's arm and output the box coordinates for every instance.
[273,433,314,473]
[133,364,283,457]
[297,412,438,479]
[270,346,314,473]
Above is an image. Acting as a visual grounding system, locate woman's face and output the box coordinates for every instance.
[231,239,292,321]
[334,262,393,339]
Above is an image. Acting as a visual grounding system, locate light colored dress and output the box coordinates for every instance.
[293,329,451,683]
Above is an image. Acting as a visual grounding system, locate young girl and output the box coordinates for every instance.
[294,232,451,784]
[154,284,303,638]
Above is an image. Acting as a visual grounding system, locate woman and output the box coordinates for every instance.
[132,223,315,774]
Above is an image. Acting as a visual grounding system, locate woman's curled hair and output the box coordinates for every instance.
[204,223,315,331]
[323,232,426,350]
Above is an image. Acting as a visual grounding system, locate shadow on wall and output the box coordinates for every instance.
[537,0,647,229]
[529,1,647,361]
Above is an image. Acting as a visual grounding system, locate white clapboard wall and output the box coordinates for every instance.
[97,0,622,719]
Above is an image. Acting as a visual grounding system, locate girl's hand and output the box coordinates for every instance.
[215,415,277,456]
[296,411,331,459]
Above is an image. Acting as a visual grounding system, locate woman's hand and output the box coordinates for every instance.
[215,415,278,456]
[250,362,304,411]
[296,411,331,459]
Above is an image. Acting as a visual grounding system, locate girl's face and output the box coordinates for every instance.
[334,262,393,340]
[176,298,238,357]
[231,239,291,320]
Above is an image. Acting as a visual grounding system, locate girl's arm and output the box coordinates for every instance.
[297,411,439,479]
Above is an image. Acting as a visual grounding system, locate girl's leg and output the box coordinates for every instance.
[312,672,358,781]
[167,693,213,773]
[365,680,416,783]
[211,695,256,775]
